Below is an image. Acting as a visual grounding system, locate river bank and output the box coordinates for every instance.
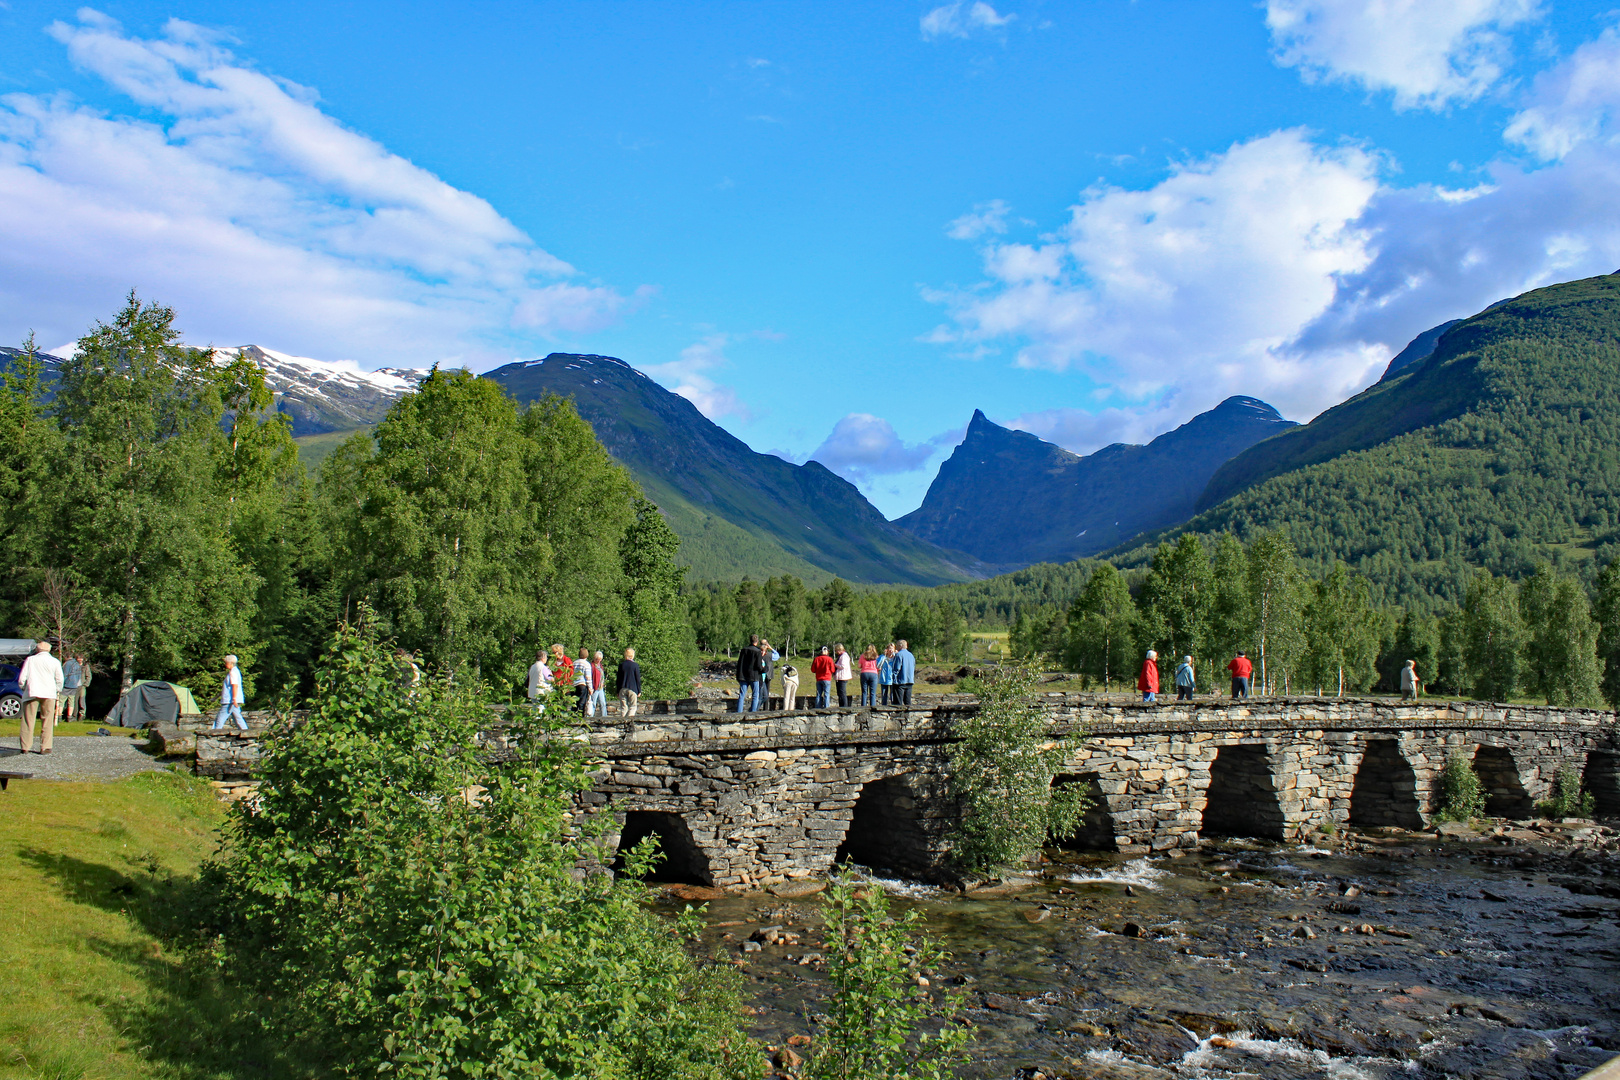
[675,823,1620,1079]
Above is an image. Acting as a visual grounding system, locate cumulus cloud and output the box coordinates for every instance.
[1505,24,1620,160]
[0,11,631,365]
[1265,0,1540,110]
[945,199,1010,240]
[811,414,943,481]
[920,2,1014,41]
[930,129,1387,420]
[640,333,753,422]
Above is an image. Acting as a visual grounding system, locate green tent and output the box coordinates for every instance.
[105,680,204,727]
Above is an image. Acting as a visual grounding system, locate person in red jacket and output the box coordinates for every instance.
[1227,651,1253,699]
[810,646,837,708]
[1138,650,1159,703]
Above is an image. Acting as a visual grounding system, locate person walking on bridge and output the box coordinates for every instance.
[736,635,763,713]
[1400,660,1421,701]
[1227,651,1253,698]
[589,651,607,717]
[616,647,642,717]
[213,654,247,732]
[1175,655,1195,701]
[573,647,592,714]
[1138,650,1159,704]
[527,650,552,705]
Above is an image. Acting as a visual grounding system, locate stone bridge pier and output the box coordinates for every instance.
[573,697,1617,889]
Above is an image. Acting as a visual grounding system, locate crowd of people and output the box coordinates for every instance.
[731,636,918,712]
[1132,649,1424,703]
[525,644,643,717]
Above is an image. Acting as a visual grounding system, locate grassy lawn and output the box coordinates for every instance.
[0,771,226,1080]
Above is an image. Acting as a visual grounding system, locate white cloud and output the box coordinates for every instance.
[0,11,631,365]
[811,414,941,481]
[1007,404,1184,457]
[1505,24,1620,160]
[1265,0,1540,110]
[920,2,1015,41]
[945,199,1010,240]
[930,129,1387,420]
[640,333,753,422]
[1294,146,1620,357]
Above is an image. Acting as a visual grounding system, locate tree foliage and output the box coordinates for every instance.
[946,660,1086,874]
[208,614,753,1078]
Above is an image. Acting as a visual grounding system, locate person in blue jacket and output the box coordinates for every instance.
[893,639,917,707]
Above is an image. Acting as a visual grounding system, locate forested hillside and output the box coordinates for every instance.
[0,297,697,706]
[486,355,986,586]
[1125,273,1620,610]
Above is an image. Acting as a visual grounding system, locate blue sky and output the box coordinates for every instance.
[4,1,1620,516]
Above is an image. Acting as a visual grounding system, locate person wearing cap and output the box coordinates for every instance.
[213,654,247,731]
[1138,649,1159,703]
[18,639,64,754]
[1227,651,1253,699]
[1174,655,1196,701]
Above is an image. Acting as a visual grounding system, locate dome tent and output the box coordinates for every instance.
[105,680,203,728]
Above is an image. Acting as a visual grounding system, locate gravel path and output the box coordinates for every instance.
[1,734,175,782]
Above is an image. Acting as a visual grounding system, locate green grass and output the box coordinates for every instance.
[0,771,228,1079]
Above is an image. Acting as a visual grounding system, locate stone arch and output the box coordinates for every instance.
[836,774,929,873]
[614,810,714,886]
[1349,740,1425,830]
[1472,746,1534,818]
[1582,751,1620,818]
[1049,773,1119,851]
[1200,744,1286,841]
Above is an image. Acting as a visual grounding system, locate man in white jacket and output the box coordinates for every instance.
[18,639,64,755]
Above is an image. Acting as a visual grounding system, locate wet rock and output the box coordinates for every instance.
[1024,907,1051,923]
[1288,958,1330,972]
[1327,901,1362,914]
[1121,921,1146,938]
[768,879,825,899]
[1292,925,1318,939]
[1438,822,1481,839]
[661,883,727,901]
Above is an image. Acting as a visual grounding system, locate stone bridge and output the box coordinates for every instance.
[577,696,1619,891]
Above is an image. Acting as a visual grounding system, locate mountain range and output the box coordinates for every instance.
[896,397,1296,567]
[16,271,1613,592]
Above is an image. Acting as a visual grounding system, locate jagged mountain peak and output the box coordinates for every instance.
[898,395,1296,569]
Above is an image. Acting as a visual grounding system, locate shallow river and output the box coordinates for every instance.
[678,834,1620,1079]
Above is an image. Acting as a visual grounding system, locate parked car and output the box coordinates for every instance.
[0,662,21,720]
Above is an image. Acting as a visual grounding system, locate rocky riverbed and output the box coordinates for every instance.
[668,821,1620,1079]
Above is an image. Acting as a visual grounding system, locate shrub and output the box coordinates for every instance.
[804,870,972,1079]
[1433,753,1487,823]
[946,660,1086,874]
[1536,764,1596,819]
[207,612,756,1079]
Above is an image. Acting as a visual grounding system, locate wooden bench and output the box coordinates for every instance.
[0,771,33,791]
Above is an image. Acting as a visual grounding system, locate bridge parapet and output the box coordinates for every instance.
[581,696,1615,889]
